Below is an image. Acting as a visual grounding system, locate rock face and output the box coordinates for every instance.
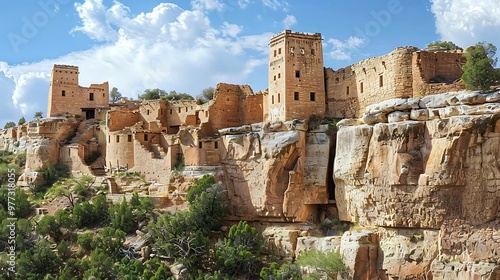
[220,120,332,222]
[334,90,500,279]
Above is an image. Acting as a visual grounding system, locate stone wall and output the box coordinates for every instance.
[412,50,466,97]
[326,47,417,119]
[107,109,140,132]
[326,47,465,119]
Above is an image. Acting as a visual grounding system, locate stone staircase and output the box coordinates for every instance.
[107,177,119,194]
[71,122,97,144]
[137,141,167,159]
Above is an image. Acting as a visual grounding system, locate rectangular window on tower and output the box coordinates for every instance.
[310,92,316,101]
[295,70,300,78]
[294,92,299,100]
[128,135,132,142]
[379,75,384,87]
[89,92,94,101]
[62,90,65,96]
[360,82,364,93]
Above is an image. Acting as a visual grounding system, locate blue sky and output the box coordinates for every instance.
[1,0,499,127]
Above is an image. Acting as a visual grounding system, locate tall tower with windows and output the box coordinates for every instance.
[47,64,109,119]
[266,30,325,122]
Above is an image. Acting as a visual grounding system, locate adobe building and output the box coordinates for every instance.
[266,30,326,122]
[104,83,263,182]
[325,47,465,118]
[47,65,109,119]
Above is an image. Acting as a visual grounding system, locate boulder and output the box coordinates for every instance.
[362,112,387,125]
[387,111,411,123]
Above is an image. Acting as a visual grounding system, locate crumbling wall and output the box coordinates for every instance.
[107,109,140,132]
[326,47,417,119]
[412,50,466,96]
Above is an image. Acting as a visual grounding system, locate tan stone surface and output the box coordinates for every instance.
[220,120,331,222]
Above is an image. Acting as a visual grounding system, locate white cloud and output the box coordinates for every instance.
[327,36,365,60]
[221,22,242,37]
[238,0,252,9]
[0,0,270,125]
[430,0,500,49]
[262,0,288,11]
[71,0,124,41]
[191,0,224,11]
[12,72,49,116]
[282,15,296,29]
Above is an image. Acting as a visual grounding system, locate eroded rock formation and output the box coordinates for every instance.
[334,90,500,279]
[220,120,332,222]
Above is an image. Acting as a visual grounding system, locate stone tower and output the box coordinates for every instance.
[47,64,109,119]
[266,30,325,122]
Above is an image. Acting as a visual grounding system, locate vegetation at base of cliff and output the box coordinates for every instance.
[462,42,500,90]
[1,173,347,279]
[295,250,346,280]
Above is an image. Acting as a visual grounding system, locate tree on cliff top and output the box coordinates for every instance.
[3,121,15,129]
[462,42,500,90]
[427,41,462,50]
[109,87,122,103]
[197,86,215,104]
[138,89,194,101]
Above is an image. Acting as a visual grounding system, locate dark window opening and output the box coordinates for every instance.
[278,94,280,103]
[360,82,364,93]
[62,90,65,96]
[116,135,120,143]
[311,49,315,55]
[294,92,299,101]
[346,86,350,95]
[272,95,274,104]
[144,134,148,141]
[379,75,384,87]
[147,110,150,115]
[128,135,132,142]
[310,92,316,101]
[198,142,203,149]
[170,109,172,114]
[89,92,94,101]
[295,70,300,78]
[214,141,218,149]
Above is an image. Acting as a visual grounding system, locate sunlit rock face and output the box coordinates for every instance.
[220,120,332,223]
[334,90,500,279]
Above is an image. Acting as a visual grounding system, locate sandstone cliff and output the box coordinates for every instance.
[334,90,500,279]
[219,120,332,223]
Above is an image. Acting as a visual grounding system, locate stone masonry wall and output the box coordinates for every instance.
[326,47,465,119]
[326,47,417,119]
